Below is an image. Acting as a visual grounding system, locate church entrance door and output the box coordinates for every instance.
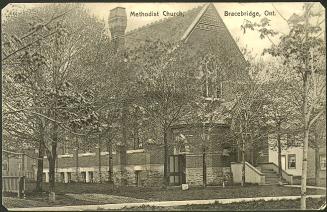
[169,154,186,185]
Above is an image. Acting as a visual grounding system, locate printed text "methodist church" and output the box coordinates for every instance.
[130,11,185,17]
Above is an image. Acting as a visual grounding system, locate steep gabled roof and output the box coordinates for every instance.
[125,4,204,48]
[124,3,247,80]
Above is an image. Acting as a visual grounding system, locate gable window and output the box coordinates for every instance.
[200,58,223,100]
[202,73,222,99]
[320,155,326,170]
[288,154,296,169]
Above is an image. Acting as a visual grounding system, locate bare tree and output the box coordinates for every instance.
[241,3,325,208]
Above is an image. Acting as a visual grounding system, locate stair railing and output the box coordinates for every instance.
[257,162,293,185]
[231,162,265,185]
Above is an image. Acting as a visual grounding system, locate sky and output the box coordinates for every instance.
[3,2,325,57]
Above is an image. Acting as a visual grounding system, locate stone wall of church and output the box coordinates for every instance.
[186,168,203,185]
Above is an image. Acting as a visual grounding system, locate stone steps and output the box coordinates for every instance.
[260,168,288,185]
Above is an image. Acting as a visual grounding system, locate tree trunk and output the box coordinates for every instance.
[133,107,140,149]
[301,4,310,210]
[35,64,46,192]
[277,127,282,182]
[36,140,45,192]
[108,139,113,183]
[75,147,79,182]
[48,156,56,193]
[98,134,102,183]
[48,123,58,200]
[314,145,320,186]
[163,128,169,187]
[202,146,207,187]
[250,146,254,165]
[301,127,309,209]
[120,104,128,185]
[241,137,245,187]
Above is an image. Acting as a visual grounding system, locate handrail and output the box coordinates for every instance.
[231,162,264,176]
[245,162,264,176]
[231,161,266,185]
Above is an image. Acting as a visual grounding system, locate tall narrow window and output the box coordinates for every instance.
[202,68,223,99]
[67,172,72,183]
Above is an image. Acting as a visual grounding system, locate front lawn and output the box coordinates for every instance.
[103,197,326,211]
[3,182,326,208]
[24,182,326,200]
[111,185,325,201]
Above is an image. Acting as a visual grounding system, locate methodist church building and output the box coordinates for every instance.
[41,3,274,187]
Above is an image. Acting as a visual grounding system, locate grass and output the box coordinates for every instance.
[25,181,116,195]
[24,182,326,199]
[110,185,325,201]
[3,194,97,208]
[3,182,326,208]
[102,197,326,211]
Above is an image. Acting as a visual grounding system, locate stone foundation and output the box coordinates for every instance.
[49,165,231,187]
[205,166,232,185]
[207,167,223,185]
[186,168,203,186]
[143,170,164,187]
[185,167,232,186]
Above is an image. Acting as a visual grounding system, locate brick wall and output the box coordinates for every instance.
[44,148,165,186]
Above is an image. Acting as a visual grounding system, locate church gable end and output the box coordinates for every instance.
[184,4,247,80]
[124,5,203,49]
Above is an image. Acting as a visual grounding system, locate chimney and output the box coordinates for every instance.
[108,7,127,51]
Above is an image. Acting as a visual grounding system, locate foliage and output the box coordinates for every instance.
[240,3,325,208]
[240,3,326,129]
[2,3,112,193]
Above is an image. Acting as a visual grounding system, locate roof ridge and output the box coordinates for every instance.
[125,4,205,36]
[181,3,210,42]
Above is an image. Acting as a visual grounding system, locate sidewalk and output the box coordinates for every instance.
[284,185,326,190]
[9,194,326,211]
